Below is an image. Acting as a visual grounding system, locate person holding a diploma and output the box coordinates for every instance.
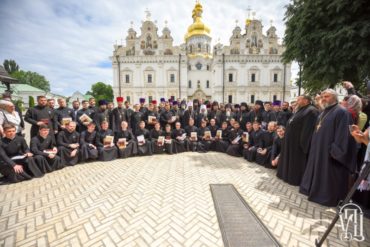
[172,121,189,153]
[135,121,152,156]
[57,121,80,166]
[77,100,93,133]
[150,122,165,154]
[244,121,264,162]
[25,95,56,138]
[96,120,117,161]
[255,121,277,167]
[31,125,64,171]
[197,119,211,152]
[163,124,174,154]
[54,98,74,132]
[213,121,230,153]
[0,124,47,183]
[226,121,244,156]
[79,122,99,162]
[114,121,137,158]
[185,118,199,152]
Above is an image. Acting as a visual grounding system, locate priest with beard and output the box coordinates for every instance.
[271,126,285,168]
[79,122,99,162]
[131,104,145,135]
[243,121,264,162]
[76,100,93,133]
[96,120,118,161]
[115,121,137,158]
[255,122,277,167]
[197,119,211,152]
[54,98,74,132]
[0,124,48,182]
[145,102,159,131]
[111,97,127,132]
[93,100,110,131]
[276,95,319,186]
[57,121,80,166]
[135,121,152,156]
[25,95,56,138]
[160,102,176,129]
[31,125,64,171]
[300,89,357,207]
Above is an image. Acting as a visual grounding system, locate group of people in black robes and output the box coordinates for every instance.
[1,87,370,216]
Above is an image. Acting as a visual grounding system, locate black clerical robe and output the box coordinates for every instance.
[57,130,80,166]
[244,129,264,162]
[130,111,144,135]
[0,136,48,180]
[226,128,243,157]
[54,107,74,131]
[76,108,93,132]
[31,134,64,170]
[255,131,275,167]
[114,129,137,158]
[197,127,211,152]
[172,128,189,153]
[24,105,57,138]
[300,104,357,207]
[93,109,110,131]
[213,128,230,153]
[111,107,127,132]
[276,104,319,186]
[185,125,199,152]
[150,129,165,154]
[135,128,152,156]
[79,130,99,161]
[163,131,174,154]
[96,129,117,161]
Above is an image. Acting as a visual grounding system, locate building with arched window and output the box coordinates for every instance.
[111,2,291,104]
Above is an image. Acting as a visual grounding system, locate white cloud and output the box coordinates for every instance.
[0,0,293,97]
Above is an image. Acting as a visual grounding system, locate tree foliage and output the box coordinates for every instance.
[11,70,50,92]
[29,96,35,108]
[89,82,113,102]
[3,59,19,74]
[283,0,370,94]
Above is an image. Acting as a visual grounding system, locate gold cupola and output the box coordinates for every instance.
[184,1,211,41]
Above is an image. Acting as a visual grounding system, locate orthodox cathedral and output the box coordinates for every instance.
[111,2,291,104]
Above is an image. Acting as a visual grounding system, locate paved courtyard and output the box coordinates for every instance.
[0,152,369,247]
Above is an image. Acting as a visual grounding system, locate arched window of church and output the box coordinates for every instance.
[189,45,193,53]
[197,43,201,52]
[146,35,152,49]
[251,33,257,47]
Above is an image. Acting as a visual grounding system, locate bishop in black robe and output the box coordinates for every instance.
[300,103,357,207]
[276,102,319,186]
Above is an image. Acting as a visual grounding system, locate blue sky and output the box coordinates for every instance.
[0,0,297,96]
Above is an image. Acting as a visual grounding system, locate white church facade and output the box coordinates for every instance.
[111,2,291,104]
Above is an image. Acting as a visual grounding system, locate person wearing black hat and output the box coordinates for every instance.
[96,120,118,161]
[233,104,241,123]
[221,104,234,124]
[239,102,250,131]
[139,98,148,115]
[93,100,110,131]
[249,100,263,123]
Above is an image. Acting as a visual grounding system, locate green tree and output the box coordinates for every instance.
[89,82,113,102]
[283,0,370,94]
[11,70,50,92]
[3,59,19,74]
[29,96,35,108]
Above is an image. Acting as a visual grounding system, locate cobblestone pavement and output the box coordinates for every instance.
[0,152,369,247]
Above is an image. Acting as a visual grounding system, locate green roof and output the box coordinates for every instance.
[12,84,45,92]
[84,94,93,100]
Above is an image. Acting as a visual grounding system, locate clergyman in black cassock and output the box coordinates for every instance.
[54,98,74,132]
[172,122,189,153]
[226,122,244,157]
[30,126,64,171]
[114,121,137,158]
[255,122,277,167]
[0,124,47,180]
[213,122,230,153]
[185,118,199,152]
[135,121,152,156]
[271,126,285,168]
[244,122,264,161]
[300,90,357,207]
[111,97,127,132]
[276,96,319,186]
[24,96,56,138]
[163,124,174,154]
[57,122,80,166]
[96,121,118,161]
[150,123,165,154]
[93,100,110,131]
[197,120,211,152]
[79,122,99,162]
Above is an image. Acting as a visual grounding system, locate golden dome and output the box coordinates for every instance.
[184,2,211,41]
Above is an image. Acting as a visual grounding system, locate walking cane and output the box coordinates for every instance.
[315,161,370,246]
